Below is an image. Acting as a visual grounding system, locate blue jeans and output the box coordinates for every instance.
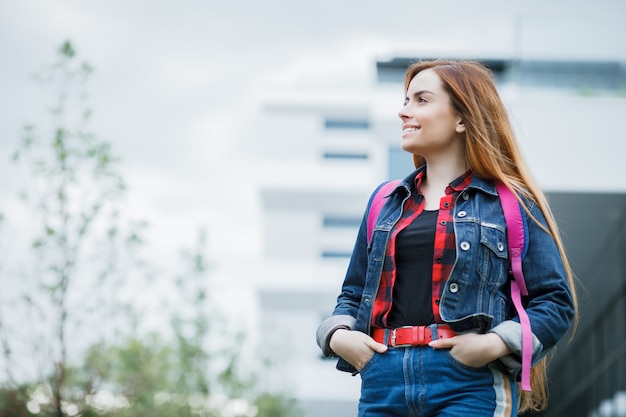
[358,346,517,417]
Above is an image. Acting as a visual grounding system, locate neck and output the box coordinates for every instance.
[420,156,467,210]
[422,156,467,189]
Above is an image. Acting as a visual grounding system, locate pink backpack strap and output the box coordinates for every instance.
[495,181,532,392]
[367,180,401,243]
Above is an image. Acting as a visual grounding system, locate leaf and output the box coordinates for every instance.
[81,62,93,75]
[22,295,34,306]
[59,40,76,59]
[108,226,118,239]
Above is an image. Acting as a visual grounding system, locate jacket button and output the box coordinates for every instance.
[460,241,470,251]
[497,242,504,251]
[457,211,467,218]
[449,283,459,293]
[462,192,469,200]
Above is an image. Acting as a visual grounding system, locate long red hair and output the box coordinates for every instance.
[404,60,578,412]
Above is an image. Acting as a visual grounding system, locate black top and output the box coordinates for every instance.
[387,209,438,327]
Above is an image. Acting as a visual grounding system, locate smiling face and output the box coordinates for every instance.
[398,68,466,163]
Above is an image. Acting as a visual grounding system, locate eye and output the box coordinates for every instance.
[403,95,428,106]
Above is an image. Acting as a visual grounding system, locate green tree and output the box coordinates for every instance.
[0,41,300,417]
[4,39,133,417]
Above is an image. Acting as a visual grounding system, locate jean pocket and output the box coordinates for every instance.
[444,349,489,372]
[358,351,380,375]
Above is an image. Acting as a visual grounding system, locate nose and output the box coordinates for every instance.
[398,106,409,120]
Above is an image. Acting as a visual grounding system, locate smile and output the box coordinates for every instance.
[403,127,418,133]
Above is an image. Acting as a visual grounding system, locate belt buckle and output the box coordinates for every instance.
[390,328,400,347]
[391,326,427,347]
[390,326,415,347]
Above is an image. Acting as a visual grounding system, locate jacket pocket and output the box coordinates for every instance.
[480,222,508,259]
[477,223,509,287]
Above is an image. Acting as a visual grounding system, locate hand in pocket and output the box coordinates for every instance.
[330,329,388,371]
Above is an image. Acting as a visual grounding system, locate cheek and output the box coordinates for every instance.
[429,111,458,131]
[419,108,446,124]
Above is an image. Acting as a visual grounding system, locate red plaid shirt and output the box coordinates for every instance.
[371,170,473,328]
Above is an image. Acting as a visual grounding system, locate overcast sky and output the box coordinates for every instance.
[1,0,625,286]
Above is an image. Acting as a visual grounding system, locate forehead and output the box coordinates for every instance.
[406,68,444,93]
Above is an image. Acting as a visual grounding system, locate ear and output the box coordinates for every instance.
[455,119,466,134]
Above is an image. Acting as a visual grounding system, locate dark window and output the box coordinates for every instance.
[324,118,370,130]
[323,152,369,160]
[321,250,351,258]
[388,145,415,179]
[323,216,361,228]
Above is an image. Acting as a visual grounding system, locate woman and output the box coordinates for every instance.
[316,60,577,417]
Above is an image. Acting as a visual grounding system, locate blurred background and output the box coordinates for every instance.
[0,1,625,416]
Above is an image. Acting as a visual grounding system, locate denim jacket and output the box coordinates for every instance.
[316,168,575,380]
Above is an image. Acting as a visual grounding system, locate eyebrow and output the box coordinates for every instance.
[405,90,436,101]
[413,90,435,97]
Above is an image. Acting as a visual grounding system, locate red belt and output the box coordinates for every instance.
[371,325,456,347]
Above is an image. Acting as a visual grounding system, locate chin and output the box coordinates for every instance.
[400,142,416,154]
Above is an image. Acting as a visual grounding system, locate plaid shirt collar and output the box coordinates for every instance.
[413,169,473,195]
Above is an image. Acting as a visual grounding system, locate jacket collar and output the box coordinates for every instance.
[467,175,499,196]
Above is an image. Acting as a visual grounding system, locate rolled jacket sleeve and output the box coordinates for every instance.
[316,315,356,357]
[489,320,543,380]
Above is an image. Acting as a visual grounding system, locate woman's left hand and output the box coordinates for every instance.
[428,332,512,368]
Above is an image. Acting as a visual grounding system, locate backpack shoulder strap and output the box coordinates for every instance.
[496,182,528,295]
[495,181,532,392]
[367,180,401,244]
